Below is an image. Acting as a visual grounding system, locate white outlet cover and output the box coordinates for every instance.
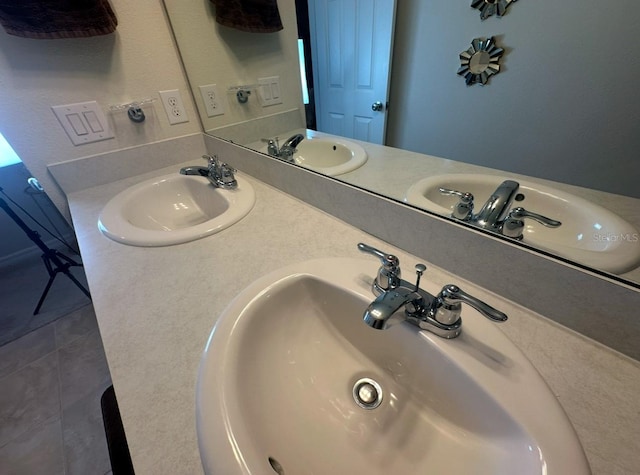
[199,84,225,117]
[52,101,114,146]
[159,89,189,125]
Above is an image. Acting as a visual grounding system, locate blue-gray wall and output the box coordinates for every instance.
[387,0,639,198]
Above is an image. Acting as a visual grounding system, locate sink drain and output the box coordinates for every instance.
[352,378,383,409]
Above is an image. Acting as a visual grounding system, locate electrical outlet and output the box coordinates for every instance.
[199,84,225,117]
[158,89,189,125]
[258,76,282,106]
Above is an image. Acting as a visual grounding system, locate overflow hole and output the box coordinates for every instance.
[514,193,525,202]
[269,457,285,474]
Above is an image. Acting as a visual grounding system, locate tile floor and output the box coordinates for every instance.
[0,248,92,348]
[0,253,113,474]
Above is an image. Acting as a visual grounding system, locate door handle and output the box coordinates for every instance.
[371,101,384,112]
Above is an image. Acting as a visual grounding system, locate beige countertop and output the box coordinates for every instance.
[66,161,640,474]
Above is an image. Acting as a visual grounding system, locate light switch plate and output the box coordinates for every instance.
[52,101,114,146]
[258,76,282,106]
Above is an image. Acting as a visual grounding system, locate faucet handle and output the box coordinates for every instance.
[218,162,237,186]
[432,284,508,325]
[357,243,400,268]
[220,162,236,173]
[260,138,280,156]
[502,207,562,240]
[202,154,219,167]
[357,243,401,291]
[508,207,561,227]
[439,188,474,220]
[439,187,474,201]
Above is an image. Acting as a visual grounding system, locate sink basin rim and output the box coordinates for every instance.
[98,173,255,247]
[293,137,368,176]
[196,257,590,474]
[258,137,368,176]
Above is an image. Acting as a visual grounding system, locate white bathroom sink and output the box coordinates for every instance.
[260,137,368,176]
[98,173,255,246]
[292,137,367,176]
[196,258,590,475]
[405,174,640,274]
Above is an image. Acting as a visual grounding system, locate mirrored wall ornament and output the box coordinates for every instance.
[457,37,504,86]
[471,0,518,20]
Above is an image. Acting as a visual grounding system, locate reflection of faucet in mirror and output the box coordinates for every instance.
[502,207,563,240]
[473,179,520,230]
[179,154,238,189]
[440,180,562,241]
[358,243,507,339]
[262,134,305,163]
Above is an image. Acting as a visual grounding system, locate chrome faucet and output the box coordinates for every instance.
[473,179,520,230]
[438,188,474,221]
[281,133,305,150]
[264,138,280,157]
[262,134,305,162]
[358,243,507,338]
[439,180,561,239]
[179,154,238,189]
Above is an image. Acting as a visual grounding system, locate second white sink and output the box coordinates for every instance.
[98,173,255,246]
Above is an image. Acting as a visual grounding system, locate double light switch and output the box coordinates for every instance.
[52,101,114,146]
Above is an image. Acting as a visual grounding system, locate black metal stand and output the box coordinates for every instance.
[0,196,91,315]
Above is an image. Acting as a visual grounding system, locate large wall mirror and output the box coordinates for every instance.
[163,0,640,288]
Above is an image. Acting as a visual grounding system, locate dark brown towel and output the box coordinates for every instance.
[0,0,117,39]
[211,0,283,33]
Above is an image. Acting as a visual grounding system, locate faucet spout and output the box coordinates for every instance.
[263,134,305,162]
[474,180,519,229]
[179,155,237,189]
[363,287,423,330]
[282,133,305,149]
[179,166,209,177]
[276,134,305,162]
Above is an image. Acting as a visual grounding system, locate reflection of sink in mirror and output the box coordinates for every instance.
[98,173,255,247]
[405,174,640,274]
[262,136,368,176]
[196,258,590,475]
[293,137,367,175]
